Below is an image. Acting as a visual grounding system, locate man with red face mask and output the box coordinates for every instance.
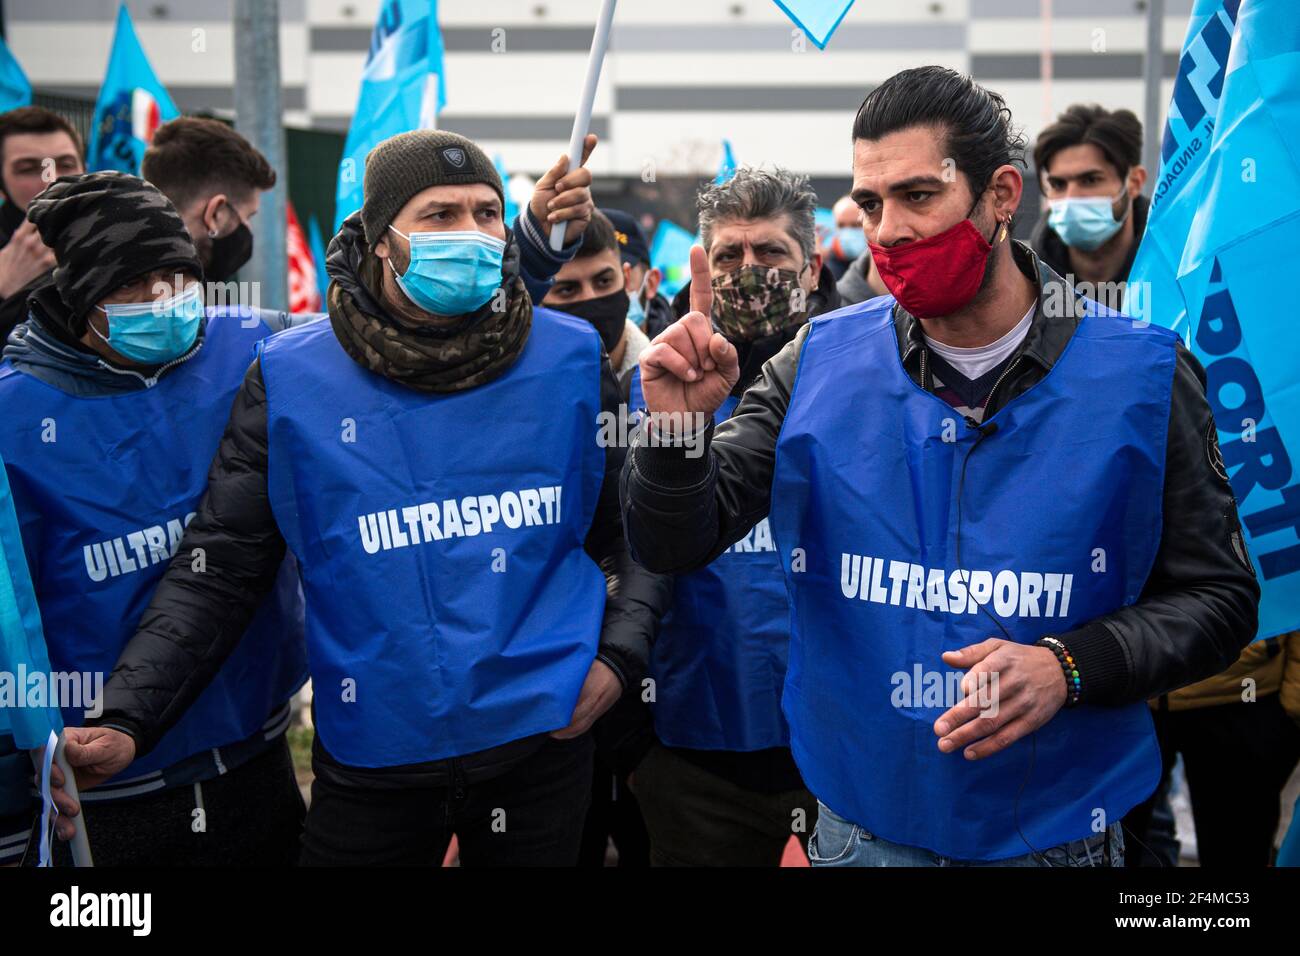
[620,66,1260,867]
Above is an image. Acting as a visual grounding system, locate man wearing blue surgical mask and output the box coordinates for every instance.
[1030,105,1148,292]
[0,171,310,865]
[51,131,670,867]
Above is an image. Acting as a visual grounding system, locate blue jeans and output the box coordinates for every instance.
[807,801,1125,867]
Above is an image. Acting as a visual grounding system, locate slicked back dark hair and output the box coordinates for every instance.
[1033,104,1143,179]
[575,209,620,260]
[852,66,1026,202]
[142,116,276,209]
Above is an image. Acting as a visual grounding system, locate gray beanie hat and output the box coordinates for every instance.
[360,130,505,247]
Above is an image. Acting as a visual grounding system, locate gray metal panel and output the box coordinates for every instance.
[36,84,307,112]
[971,52,1179,79]
[309,22,966,54]
[970,0,1192,16]
[309,115,611,141]
[6,0,307,19]
[616,85,871,111]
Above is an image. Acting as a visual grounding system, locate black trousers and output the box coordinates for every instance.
[299,733,593,866]
[29,735,304,867]
[578,763,650,867]
[1123,693,1300,867]
[634,742,818,867]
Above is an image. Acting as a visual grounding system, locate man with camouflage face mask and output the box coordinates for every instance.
[669,167,840,368]
[628,167,838,866]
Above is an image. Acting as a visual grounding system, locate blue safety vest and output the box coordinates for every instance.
[259,308,607,767]
[0,310,308,779]
[769,297,1173,860]
[629,367,792,750]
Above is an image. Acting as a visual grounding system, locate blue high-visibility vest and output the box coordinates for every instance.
[259,309,608,767]
[630,367,792,750]
[769,297,1172,860]
[0,311,308,779]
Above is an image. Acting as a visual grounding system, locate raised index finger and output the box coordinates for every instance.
[688,245,713,320]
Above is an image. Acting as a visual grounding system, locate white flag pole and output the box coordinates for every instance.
[53,735,93,867]
[550,0,618,252]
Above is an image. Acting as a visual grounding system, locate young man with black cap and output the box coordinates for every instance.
[602,207,674,339]
[52,130,670,866]
[542,211,651,379]
[0,171,309,865]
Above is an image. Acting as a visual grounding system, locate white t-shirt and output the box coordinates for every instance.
[924,304,1035,381]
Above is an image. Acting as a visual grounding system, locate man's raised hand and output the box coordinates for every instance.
[639,245,739,424]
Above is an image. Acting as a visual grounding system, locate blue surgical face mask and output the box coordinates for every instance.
[1046,189,1129,251]
[625,271,650,328]
[834,225,867,260]
[387,226,506,316]
[94,283,203,363]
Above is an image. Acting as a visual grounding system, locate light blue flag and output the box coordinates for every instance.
[87,4,180,173]
[493,154,520,227]
[814,205,835,244]
[773,1,855,50]
[0,35,32,112]
[307,215,331,304]
[0,455,58,751]
[715,140,737,185]
[651,220,698,299]
[334,0,448,230]
[1128,0,1300,640]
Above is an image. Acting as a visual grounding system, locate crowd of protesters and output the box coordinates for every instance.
[0,65,1296,868]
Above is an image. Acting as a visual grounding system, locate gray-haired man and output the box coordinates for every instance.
[628,167,836,866]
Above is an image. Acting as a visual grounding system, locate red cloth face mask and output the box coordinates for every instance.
[869,217,999,319]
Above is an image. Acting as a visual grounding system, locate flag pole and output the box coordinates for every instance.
[550,0,618,252]
[233,0,289,311]
[53,735,93,866]
[1141,0,1166,189]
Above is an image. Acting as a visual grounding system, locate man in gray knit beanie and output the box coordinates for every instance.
[360,130,505,248]
[52,127,672,869]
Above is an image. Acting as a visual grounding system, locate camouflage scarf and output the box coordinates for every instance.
[711,264,810,342]
[328,250,533,394]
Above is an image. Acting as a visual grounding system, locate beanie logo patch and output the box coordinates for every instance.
[441,147,467,170]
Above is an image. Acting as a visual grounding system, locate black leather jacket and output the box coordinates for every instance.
[92,233,671,788]
[621,242,1260,707]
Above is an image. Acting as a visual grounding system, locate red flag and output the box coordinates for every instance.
[286,200,322,314]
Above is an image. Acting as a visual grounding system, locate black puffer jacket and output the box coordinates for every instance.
[622,241,1260,707]
[93,220,672,786]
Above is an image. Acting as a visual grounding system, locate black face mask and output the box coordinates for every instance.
[560,287,629,353]
[206,220,253,282]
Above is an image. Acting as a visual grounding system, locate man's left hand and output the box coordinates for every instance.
[529,134,597,244]
[933,638,1067,760]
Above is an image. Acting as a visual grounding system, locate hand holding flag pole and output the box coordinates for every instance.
[51,736,93,866]
[550,0,617,251]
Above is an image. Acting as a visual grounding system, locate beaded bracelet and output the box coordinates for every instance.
[1037,636,1082,707]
